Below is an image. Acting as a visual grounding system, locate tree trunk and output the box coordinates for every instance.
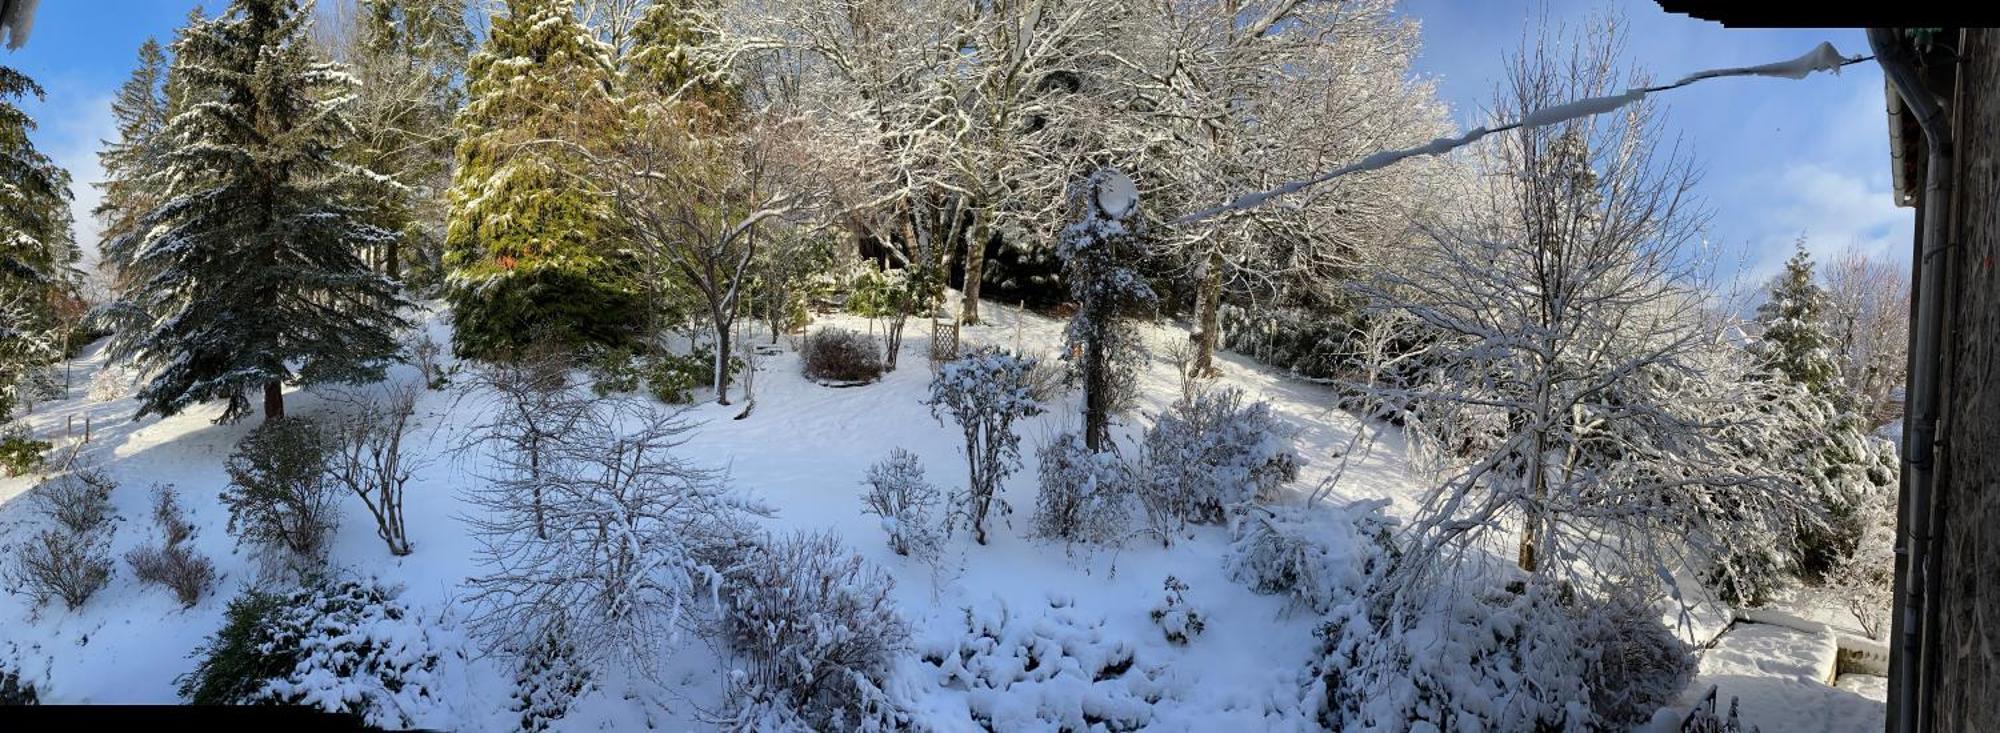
[712,312,733,406]
[1083,327,1111,452]
[962,218,989,325]
[263,380,285,422]
[1191,249,1224,377]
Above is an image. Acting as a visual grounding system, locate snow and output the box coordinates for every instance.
[1679,622,1884,733]
[0,298,1886,730]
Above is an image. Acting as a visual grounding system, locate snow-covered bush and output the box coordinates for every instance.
[220,417,339,568]
[802,327,884,383]
[1028,432,1131,544]
[31,466,116,536]
[1225,500,1397,614]
[860,448,942,559]
[464,401,767,668]
[0,424,46,477]
[926,348,1044,544]
[1312,581,1692,732]
[715,531,909,731]
[178,580,442,729]
[511,619,593,733]
[1136,387,1301,527]
[1825,480,1897,639]
[87,358,142,401]
[919,595,1167,732]
[1148,576,1204,645]
[9,528,112,611]
[125,485,214,609]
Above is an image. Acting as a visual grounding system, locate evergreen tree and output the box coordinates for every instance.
[95,38,171,293]
[1753,242,1842,395]
[108,0,409,423]
[444,0,639,360]
[340,0,472,287]
[0,66,79,418]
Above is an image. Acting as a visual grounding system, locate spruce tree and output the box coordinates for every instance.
[444,0,638,360]
[0,66,78,418]
[95,38,171,293]
[109,0,409,423]
[1753,242,1842,395]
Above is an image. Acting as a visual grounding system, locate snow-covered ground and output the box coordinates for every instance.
[0,300,1886,731]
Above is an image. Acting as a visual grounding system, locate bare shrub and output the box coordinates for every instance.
[715,531,908,730]
[220,418,338,568]
[31,467,116,536]
[10,529,112,610]
[407,329,455,390]
[802,327,884,384]
[463,344,594,542]
[859,449,941,559]
[325,384,425,555]
[464,400,769,668]
[149,483,196,546]
[123,484,215,608]
[125,544,215,609]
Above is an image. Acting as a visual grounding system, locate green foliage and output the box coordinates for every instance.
[645,345,741,404]
[445,0,638,359]
[221,418,338,565]
[0,64,80,421]
[1754,243,1842,395]
[0,430,46,478]
[178,579,440,727]
[106,0,411,422]
[178,588,293,705]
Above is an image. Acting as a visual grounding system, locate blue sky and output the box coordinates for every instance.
[2,1,1910,287]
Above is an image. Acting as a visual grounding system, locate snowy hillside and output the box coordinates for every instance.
[1,301,1430,730]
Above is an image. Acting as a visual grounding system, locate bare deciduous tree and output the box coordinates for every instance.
[325,382,426,555]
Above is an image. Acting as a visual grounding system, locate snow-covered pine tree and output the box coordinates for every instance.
[93,38,170,293]
[107,0,410,423]
[1749,241,1896,584]
[1753,241,1843,396]
[0,65,79,419]
[444,0,639,360]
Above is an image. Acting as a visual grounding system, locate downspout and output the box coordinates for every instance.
[1868,28,1951,733]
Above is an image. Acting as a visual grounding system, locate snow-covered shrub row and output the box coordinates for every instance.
[8,465,119,611]
[1149,576,1205,645]
[714,531,909,731]
[1225,500,1397,614]
[802,326,884,384]
[220,417,339,570]
[124,485,214,608]
[1311,581,1693,732]
[178,579,445,729]
[1029,432,1132,544]
[918,595,1168,732]
[860,448,943,559]
[1136,386,1300,528]
[511,619,592,733]
[926,348,1044,545]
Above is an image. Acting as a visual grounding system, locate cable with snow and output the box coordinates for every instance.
[1177,42,1867,224]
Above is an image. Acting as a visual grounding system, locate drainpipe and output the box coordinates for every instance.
[1869,28,1951,733]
